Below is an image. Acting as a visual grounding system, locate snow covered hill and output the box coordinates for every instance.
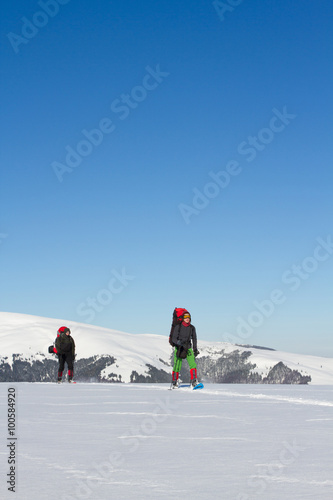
[0,312,332,384]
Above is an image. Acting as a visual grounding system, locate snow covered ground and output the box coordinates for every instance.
[1,382,332,500]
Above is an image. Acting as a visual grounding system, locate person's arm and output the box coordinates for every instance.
[192,326,198,353]
[71,338,75,357]
[55,336,61,354]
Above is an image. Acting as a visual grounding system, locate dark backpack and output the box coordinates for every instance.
[169,307,189,346]
[48,326,69,355]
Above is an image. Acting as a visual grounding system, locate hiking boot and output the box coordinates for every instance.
[172,379,179,389]
[191,378,198,387]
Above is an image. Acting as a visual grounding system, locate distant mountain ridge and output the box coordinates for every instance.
[0,312,332,384]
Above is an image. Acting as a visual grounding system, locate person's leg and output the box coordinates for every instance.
[172,348,183,385]
[58,355,65,381]
[66,354,74,382]
[187,349,198,385]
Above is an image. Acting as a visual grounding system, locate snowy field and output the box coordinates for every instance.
[1,383,332,500]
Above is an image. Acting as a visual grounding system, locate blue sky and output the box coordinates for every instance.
[1,0,332,357]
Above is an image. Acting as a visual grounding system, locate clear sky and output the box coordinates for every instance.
[1,0,332,357]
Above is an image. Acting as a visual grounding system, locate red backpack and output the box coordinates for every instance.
[169,308,189,345]
[57,326,70,337]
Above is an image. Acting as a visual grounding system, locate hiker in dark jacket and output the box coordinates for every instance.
[170,312,200,387]
[55,327,75,383]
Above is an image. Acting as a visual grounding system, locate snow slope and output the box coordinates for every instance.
[0,312,332,384]
[0,383,332,500]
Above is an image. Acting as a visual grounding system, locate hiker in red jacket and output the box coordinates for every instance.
[170,312,200,387]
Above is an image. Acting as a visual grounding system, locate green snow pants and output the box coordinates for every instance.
[173,347,197,372]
